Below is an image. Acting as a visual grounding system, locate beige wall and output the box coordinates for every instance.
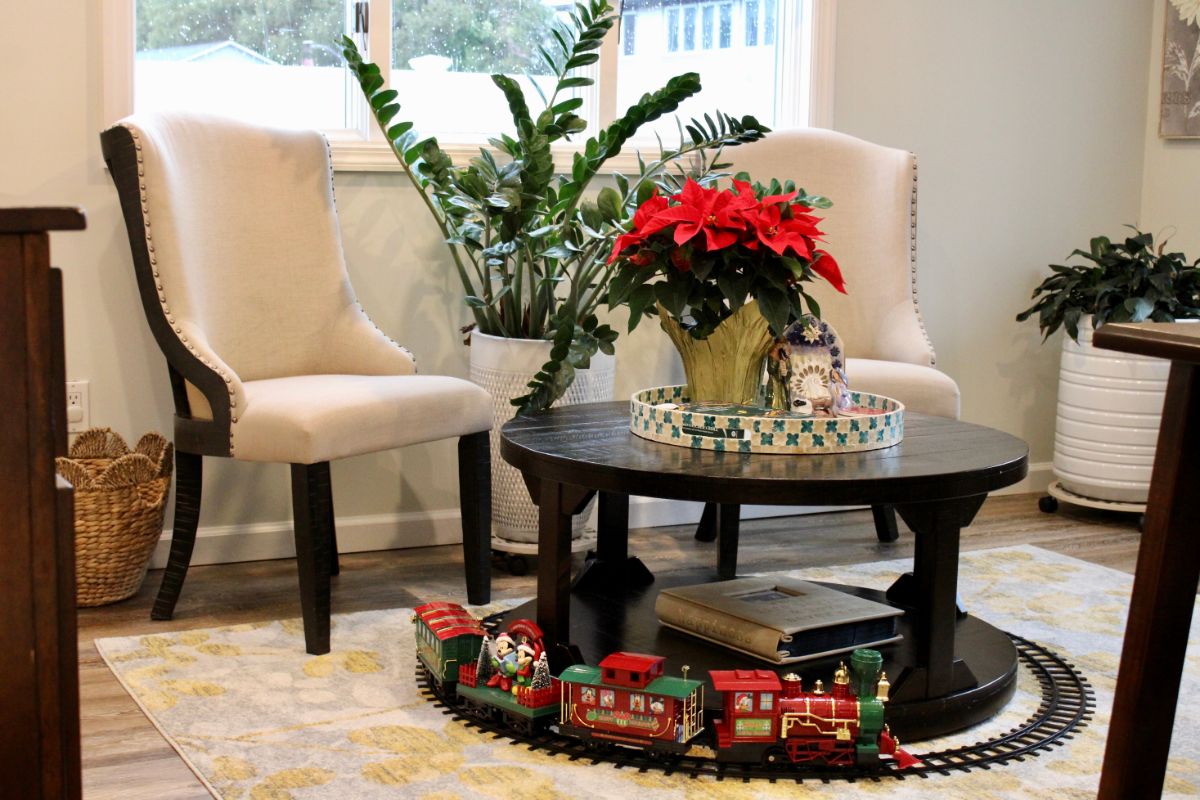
[834,0,1154,465]
[1140,0,1200,256]
[0,0,1155,549]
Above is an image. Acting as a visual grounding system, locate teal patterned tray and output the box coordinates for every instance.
[630,386,904,455]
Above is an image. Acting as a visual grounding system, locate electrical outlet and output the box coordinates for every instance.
[66,379,89,434]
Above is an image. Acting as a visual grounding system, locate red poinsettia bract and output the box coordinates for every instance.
[608,178,846,296]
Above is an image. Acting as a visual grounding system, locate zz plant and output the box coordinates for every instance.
[1016,228,1200,341]
[340,0,767,413]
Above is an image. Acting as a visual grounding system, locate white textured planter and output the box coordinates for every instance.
[469,332,616,544]
[1052,315,1176,504]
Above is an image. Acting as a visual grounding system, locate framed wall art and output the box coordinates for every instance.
[1161,0,1200,137]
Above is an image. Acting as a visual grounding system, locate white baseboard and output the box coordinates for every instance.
[151,461,1055,568]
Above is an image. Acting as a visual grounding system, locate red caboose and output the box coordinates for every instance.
[558,652,705,753]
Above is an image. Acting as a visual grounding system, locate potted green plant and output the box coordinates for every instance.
[340,0,768,549]
[1016,229,1200,506]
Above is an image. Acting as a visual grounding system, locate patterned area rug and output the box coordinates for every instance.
[96,546,1200,799]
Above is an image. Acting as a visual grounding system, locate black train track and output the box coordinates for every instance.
[419,631,1094,783]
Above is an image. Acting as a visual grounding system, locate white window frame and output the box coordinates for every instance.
[101,0,836,173]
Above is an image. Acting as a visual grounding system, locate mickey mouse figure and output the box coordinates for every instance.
[486,633,519,692]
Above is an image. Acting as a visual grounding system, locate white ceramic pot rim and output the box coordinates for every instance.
[470,330,617,373]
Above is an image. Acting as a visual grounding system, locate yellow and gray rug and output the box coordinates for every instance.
[96,546,1200,799]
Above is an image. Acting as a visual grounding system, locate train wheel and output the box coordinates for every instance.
[762,746,788,766]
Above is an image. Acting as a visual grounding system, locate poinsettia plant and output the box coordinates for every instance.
[607,175,845,338]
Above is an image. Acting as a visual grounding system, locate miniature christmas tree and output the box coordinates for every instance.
[474,634,495,683]
[530,652,551,691]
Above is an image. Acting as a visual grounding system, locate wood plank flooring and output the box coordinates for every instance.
[77,494,1144,798]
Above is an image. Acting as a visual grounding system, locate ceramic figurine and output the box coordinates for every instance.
[487,633,519,691]
[781,315,850,416]
[763,340,793,411]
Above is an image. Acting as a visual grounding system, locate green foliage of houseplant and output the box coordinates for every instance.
[1016,228,1200,341]
[340,0,768,413]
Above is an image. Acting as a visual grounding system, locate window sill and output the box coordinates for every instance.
[330,138,647,176]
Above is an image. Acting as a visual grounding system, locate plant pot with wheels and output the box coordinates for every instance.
[1017,229,1200,512]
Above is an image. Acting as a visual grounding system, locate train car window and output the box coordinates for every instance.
[650,696,665,714]
[629,694,645,712]
[759,692,774,711]
[630,672,640,682]
[604,668,616,680]
[600,689,616,708]
[580,687,597,705]
[734,692,754,713]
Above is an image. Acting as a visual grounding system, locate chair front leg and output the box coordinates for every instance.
[291,462,333,655]
[458,431,492,605]
[873,504,900,543]
[152,450,203,620]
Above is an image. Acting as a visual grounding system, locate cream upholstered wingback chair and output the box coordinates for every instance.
[101,112,493,655]
[698,128,960,549]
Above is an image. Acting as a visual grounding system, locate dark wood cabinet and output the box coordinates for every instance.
[0,207,85,800]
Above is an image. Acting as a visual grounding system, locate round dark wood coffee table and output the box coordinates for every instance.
[498,401,1029,739]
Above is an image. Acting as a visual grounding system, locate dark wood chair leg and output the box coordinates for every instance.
[152,450,203,621]
[872,504,900,543]
[695,501,718,542]
[291,462,333,655]
[458,431,491,605]
[327,484,339,577]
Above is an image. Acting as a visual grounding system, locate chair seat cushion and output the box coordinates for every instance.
[232,374,492,463]
[846,358,960,419]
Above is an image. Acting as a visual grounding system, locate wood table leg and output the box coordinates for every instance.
[572,492,654,593]
[716,503,741,580]
[890,495,985,700]
[1099,363,1200,800]
[536,479,592,673]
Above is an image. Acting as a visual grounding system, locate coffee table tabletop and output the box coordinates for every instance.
[499,401,1029,738]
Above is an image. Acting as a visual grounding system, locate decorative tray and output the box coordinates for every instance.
[630,385,904,455]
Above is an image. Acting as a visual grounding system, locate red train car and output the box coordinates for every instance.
[558,652,705,753]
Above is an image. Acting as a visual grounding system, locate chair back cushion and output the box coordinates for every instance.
[121,112,363,382]
[727,128,935,366]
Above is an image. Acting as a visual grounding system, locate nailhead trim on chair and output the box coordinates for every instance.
[909,156,938,367]
[122,124,240,456]
[320,135,419,373]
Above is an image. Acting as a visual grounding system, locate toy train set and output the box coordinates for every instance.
[413,602,919,770]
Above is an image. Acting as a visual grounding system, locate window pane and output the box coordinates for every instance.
[683,7,696,51]
[135,0,350,129]
[764,0,776,45]
[624,13,638,56]
[745,0,758,46]
[617,0,784,138]
[390,0,568,141]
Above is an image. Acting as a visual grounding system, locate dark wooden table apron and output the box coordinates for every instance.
[500,401,1029,735]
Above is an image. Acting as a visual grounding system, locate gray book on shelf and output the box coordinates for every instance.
[655,576,903,665]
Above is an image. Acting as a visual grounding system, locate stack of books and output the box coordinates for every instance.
[655,577,903,665]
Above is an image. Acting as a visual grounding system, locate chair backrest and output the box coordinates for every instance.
[726,128,936,366]
[104,112,365,385]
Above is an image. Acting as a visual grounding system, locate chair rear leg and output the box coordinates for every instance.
[328,491,339,577]
[873,504,900,543]
[458,431,492,605]
[695,502,718,542]
[152,451,203,621]
[291,462,333,655]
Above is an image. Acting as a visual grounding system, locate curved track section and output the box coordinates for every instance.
[419,632,1094,783]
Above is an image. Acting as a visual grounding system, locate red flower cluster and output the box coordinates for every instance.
[609,178,845,293]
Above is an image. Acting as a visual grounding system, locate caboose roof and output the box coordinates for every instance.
[429,624,484,641]
[559,664,702,698]
[709,669,783,692]
[414,601,466,616]
[599,652,663,672]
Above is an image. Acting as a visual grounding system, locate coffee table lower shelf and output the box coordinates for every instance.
[496,568,1018,742]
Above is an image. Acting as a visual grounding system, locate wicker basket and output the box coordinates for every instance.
[56,428,174,607]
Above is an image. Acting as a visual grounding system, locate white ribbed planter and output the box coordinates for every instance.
[469,332,616,544]
[1052,315,1177,504]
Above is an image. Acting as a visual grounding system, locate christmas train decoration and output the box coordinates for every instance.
[412,602,919,769]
